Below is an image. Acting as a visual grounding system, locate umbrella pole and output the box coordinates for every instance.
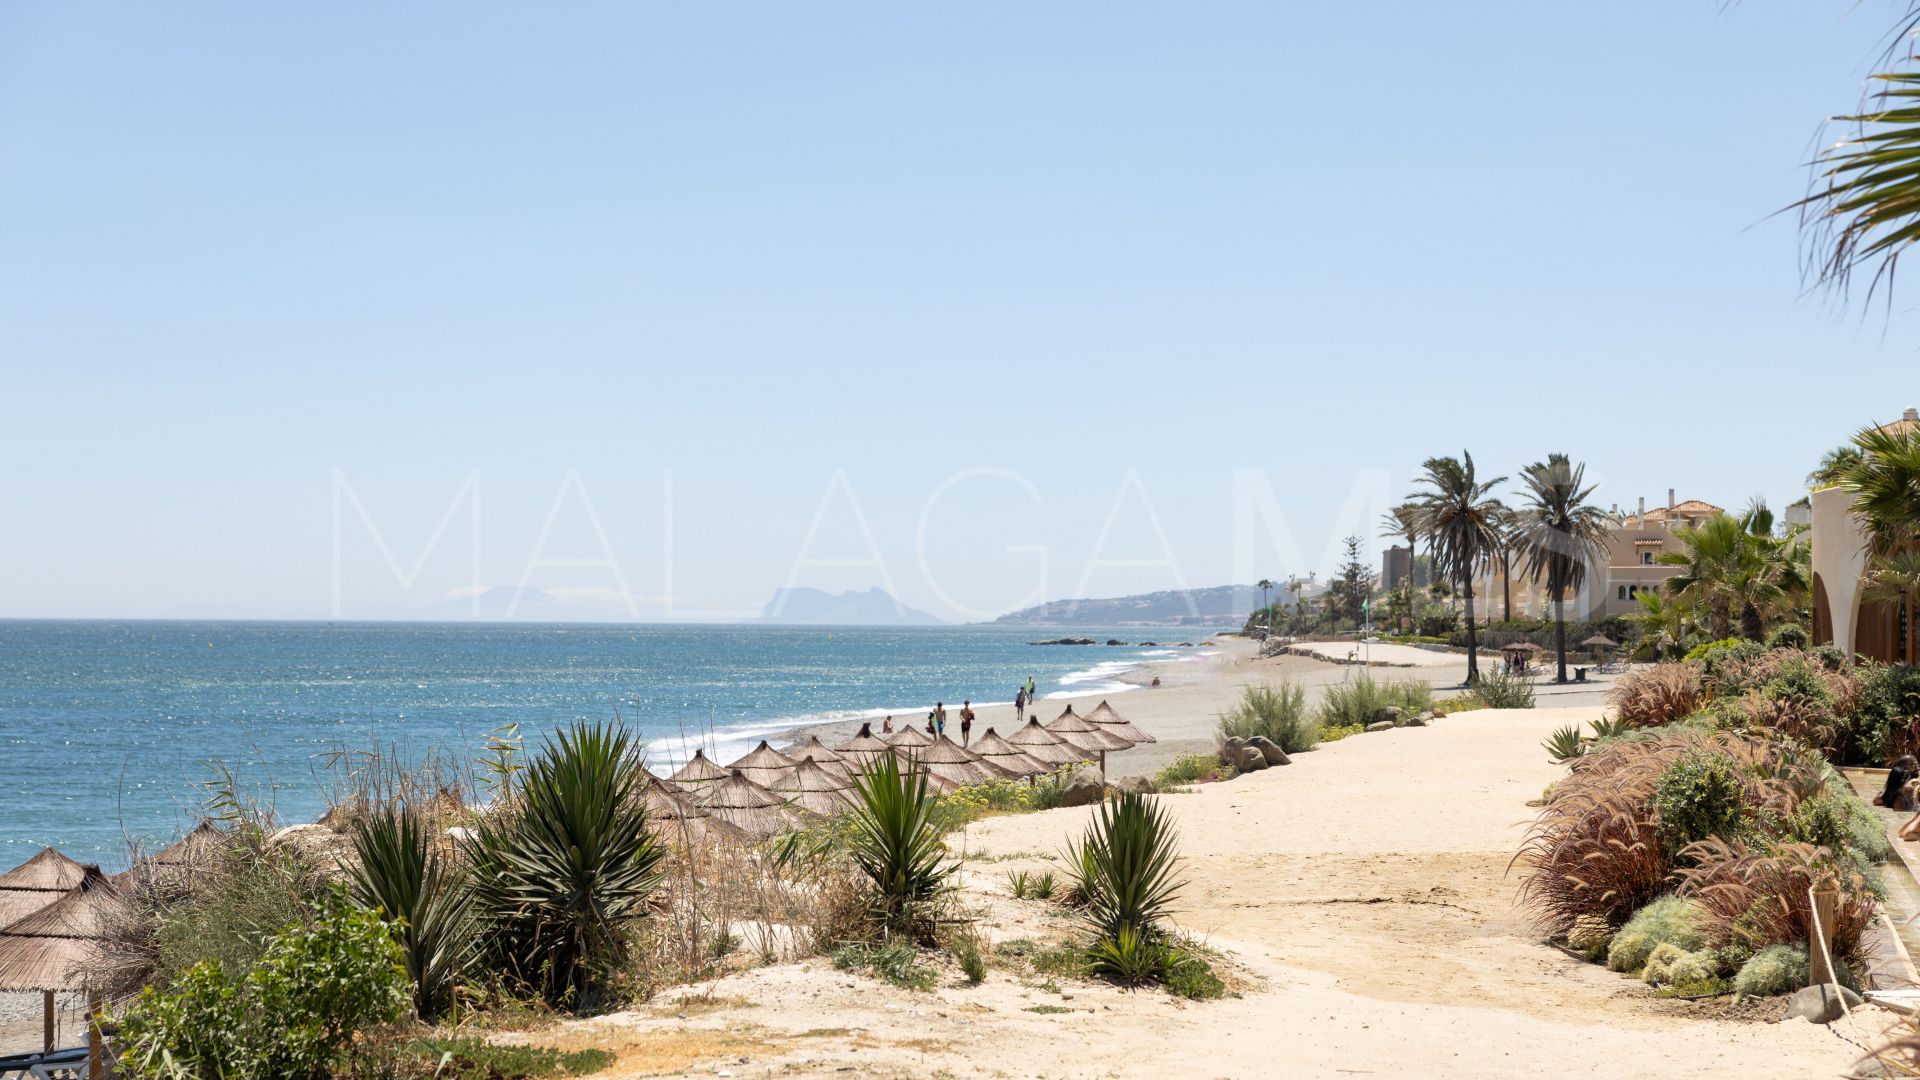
[42,990,52,1053]
[88,990,102,1075]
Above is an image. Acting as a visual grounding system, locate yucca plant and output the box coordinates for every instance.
[463,721,663,1008]
[846,752,953,937]
[1077,793,1185,983]
[347,804,477,1020]
[1543,724,1584,764]
[1086,923,1173,986]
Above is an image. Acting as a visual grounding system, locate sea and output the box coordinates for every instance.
[0,621,1221,870]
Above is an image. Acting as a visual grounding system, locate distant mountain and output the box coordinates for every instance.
[990,585,1263,627]
[759,587,945,626]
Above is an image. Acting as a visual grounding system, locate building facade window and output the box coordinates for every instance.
[1618,585,1629,600]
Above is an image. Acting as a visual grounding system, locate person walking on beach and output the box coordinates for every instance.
[959,701,975,745]
[933,702,947,737]
[881,715,894,733]
[1026,676,1036,702]
[1014,686,1027,723]
[925,712,935,734]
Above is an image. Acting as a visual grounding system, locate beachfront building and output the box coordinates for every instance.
[1810,407,1920,663]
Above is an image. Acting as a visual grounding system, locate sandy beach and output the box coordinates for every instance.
[525,642,1883,1078]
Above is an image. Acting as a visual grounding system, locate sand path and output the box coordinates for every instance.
[558,704,1887,1078]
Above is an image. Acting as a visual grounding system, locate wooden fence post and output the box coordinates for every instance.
[1810,889,1838,987]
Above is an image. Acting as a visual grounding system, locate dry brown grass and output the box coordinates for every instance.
[1606,664,1702,729]
[1674,837,1876,970]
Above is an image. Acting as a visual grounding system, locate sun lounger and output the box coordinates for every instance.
[0,1048,87,1080]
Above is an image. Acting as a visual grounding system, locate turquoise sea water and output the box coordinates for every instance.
[0,621,1219,869]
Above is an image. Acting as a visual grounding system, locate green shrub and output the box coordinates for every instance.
[1641,942,1718,987]
[118,897,413,1080]
[954,935,987,985]
[1153,754,1228,791]
[1469,667,1535,709]
[152,838,328,985]
[1650,751,1749,858]
[1766,624,1811,651]
[1846,662,1920,766]
[1809,644,1849,672]
[1733,943,1808,997]
[1686,638,1765,669]
[465,721,664,1010]
[1318,674,1433,730]
[400,1037,613,1078]
[1217,684,1320,753]
[832,941,935,990]
[1606,896,1708,974]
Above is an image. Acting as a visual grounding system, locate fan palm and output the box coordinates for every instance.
[1411,452,1507,682]
[1800,42,1920,306]
[1809,445,1864,489]
[1254,578,1275,630]
[1842,423,1920,662]
[1514,454,1612,683]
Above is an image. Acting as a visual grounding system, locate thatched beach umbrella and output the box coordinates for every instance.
[834,723,895,770]
[115,820,223,889]
[643,777,746,845]
[1045,705,1131,777]
[0,866,118,1064]
[773,759,857,817]
[877,746,960,794]
[700,771,809,841]
[1085,700,1156,745]
[917,735,1019,789]
[967,728,1051,779]
[669,749,732,795]
[789,736,855,782]
[726,740,800,788]
[1006,718,1093,769]
[885,725,933,748]
[0,848,88,931]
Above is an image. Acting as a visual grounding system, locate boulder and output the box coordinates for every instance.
[1221,736,1249,765]
[1372,706,1403,727]
[1365,721,1395,733]
[1106,639,1128,646]
[1247,736,1291,766]
[1783,984,1862,1025]
[1406,710,1434,726]
[1234,746,1268,772]
[1060,772,1107,807]
[1112,775,1154,797]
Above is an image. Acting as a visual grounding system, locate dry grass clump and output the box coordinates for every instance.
[1674,837,1876,972]
[1606,664,1702,729]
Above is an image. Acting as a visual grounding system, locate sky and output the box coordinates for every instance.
[2,2,1918,623]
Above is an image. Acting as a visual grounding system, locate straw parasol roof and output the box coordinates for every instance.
[917,735,1019,789]
[700,771,810,840]
[0,867,119,991]
[1085,700,1155,745]
[726,740,799,788]
[880,746,960,794]
[643,777,746,845]
[1044,705,1132,752]
[1501,641,1543,653]
[789,736,855,782]
[885,725,933,748]
[0,848,88,930]
[835,723,895,770]
[117,821,224,888]
[669,749,732,794]
[966,728,1052,778]
[774,759,858,817]
[1005,718,1093,769]
[1580,634,1620,649]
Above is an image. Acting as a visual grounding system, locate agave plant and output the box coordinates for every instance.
[1542,724,1585,765]
[463,721,663,1008]
[1076,793,1185,982]
[846,752,953,936]
[347,804,477,1019]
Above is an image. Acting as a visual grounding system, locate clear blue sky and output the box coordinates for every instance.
[2,2,1916,622]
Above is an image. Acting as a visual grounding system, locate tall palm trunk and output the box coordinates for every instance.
[1739,602,1763,643]
[1462,571,1480,683]
[1553,595,1567,683]
[1501,548,1512,623]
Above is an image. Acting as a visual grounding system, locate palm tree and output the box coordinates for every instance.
[1514,454,1611,683]
[1255,578,1275,632]
[1841,423,1920,661]
[1411,452,1507,683]
[1657,502,1799,643]
[1626,590,1695,662]
[1809,445,1864,489]
[1800,28,1920,307]
[1379,503,1422,632]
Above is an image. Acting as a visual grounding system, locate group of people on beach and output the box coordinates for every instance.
[873,676,1039,748]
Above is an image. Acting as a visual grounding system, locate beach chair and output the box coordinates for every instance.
[25,1049,89,1080]
[0,1051,41,1080]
